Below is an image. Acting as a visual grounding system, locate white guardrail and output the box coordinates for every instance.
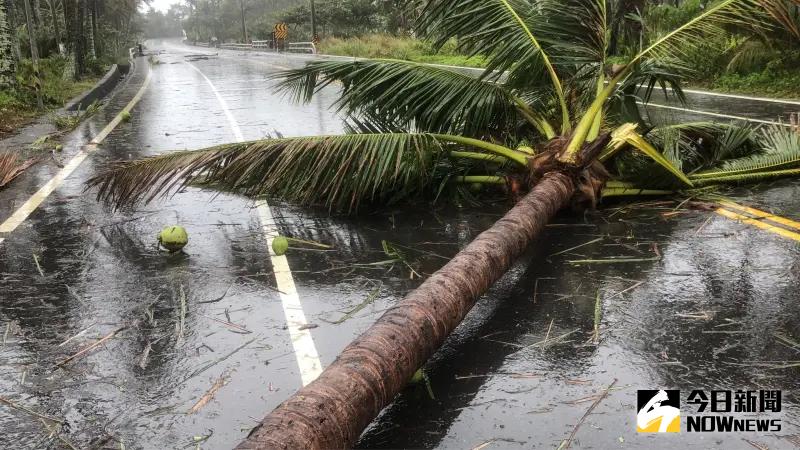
[287,42,317,54]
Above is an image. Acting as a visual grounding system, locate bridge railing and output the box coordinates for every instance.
[287,42,317,54]
[220,43,253,51]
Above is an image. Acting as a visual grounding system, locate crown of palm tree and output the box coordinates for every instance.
[89,0,796,213]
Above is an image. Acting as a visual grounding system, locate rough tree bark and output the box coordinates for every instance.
[23,0,43,109]
[0,0,15,88]
[45,0,61,52]
[236,171,576,449]
[90,0,97,56]
[83,0,94,59]
[62,0,82,80]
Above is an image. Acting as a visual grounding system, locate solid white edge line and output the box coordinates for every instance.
[0,68,153,236]
[186,60,323,386]
[639,101,791,126]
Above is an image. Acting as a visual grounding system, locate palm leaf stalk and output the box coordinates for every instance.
[85,1,792,448]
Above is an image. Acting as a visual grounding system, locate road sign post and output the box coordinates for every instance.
[274,23,288,52]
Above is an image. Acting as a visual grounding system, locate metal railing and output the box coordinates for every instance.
[287,42,317,54]
[220,43,253,51]
[191,40,316,54]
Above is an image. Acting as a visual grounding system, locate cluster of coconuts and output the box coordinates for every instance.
[156,226,309,257]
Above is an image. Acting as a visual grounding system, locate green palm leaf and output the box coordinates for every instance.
[417,0,570,131]
[272,59,554,137]
[564,0,766,159]
[691,125,800,180]
[625,0,765,70]
[605,123,694,187]
[88,134,454,212]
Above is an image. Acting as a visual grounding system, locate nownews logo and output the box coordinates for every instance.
[637,389,782,433]
[637,390,680,432]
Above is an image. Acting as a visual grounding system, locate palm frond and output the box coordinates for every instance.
[272,59,553,137]
[416,0,570,131]
[693,167,800,185]
[564,0,766,157]
[760,0,800,40]
[691,125,800,179]
[726,38,773,73]
[601,186,675,197]
[606,123,694,187]
[533,0,609,65]
[88,134,455,212]
[626,0,766,69]
[644,121,758,171]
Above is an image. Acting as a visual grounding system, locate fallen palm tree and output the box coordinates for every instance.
[85,0,798,448]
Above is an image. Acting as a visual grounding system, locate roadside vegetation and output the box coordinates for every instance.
[0,0,144,188]
[0,57,102,135]
[0,0,144,137]
[161,0,800,99]
[317,35,487,68]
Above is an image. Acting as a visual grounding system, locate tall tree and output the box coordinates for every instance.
[4,0,20,62]
[90,0,97,55]
[45,0,62,52]
[239,0,247,42]
[0,0,14,87]
[84,0,94,58]
[87,1,793,447]
[62,0,83,79]
[23,0,43,108]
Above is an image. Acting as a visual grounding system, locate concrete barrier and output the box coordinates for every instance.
[64,64,125,112]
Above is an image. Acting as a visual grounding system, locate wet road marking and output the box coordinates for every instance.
[715,207,800,242]
[186,61,323,386]
[717,200,800,232]
[0,67,153,240]
[638,102,792,127]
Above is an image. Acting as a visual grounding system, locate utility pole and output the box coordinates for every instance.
[239,0,247,42]
[310,0,316,40]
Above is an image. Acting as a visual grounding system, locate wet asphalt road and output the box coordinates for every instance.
[0,40,799,449]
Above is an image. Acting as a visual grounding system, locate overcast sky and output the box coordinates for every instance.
[143,0,181,13]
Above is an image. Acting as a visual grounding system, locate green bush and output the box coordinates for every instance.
[713,69,800,98]
[0,57,106,129]
[318,34,487,68]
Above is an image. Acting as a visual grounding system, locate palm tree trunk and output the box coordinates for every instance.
[2,0,20,66]
[0,0,14,88]
[236,171,575,449]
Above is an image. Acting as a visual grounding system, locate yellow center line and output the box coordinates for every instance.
[717,200,800,232]
[715,208,800,242]
[0,66,152,238]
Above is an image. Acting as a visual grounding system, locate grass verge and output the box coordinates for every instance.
[317,34,487,68]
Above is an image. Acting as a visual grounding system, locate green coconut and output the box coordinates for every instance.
[272,235,289,256]
[158,226,188,252]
